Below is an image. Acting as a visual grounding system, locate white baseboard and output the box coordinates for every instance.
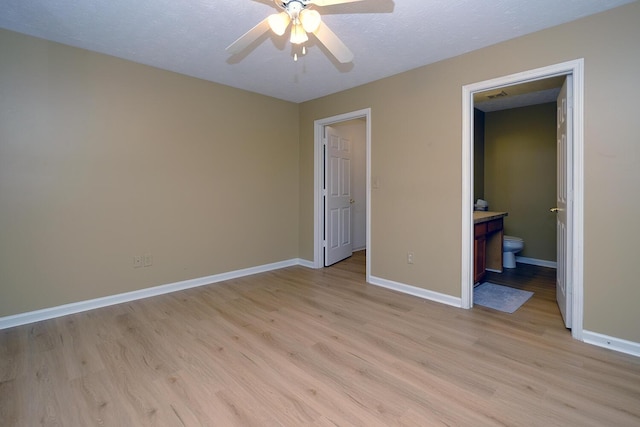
[6,260,637,360]
[515,256,557,269]
[296,258,315,269]
[369,276,462,308]
[0,258,305,330]
[367,276,640,359]
[582,330,640,358]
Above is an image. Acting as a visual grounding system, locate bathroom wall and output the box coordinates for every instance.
[484,102,557,262]
[473,109,485,201]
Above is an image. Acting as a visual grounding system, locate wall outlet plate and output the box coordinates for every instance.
[133,256,143,268]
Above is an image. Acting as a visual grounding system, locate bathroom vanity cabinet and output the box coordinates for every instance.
[473,212,507,284]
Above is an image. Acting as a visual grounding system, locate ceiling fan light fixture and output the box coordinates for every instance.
[227,0,357,64]
[290,22,308,45]
[300,9,321,33]
[268,12,290,36]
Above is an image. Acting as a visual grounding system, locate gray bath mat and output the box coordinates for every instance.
[474,282,533,313]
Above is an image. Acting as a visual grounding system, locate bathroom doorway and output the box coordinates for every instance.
[461,60,584,340]
[475,80,561,267]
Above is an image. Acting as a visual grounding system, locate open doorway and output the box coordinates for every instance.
[313,108,371,281]
[473,83,561,325]
[461,60,584,340]
[324,121,367,266]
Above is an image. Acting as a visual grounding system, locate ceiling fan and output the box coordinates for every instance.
[226,0,364,63]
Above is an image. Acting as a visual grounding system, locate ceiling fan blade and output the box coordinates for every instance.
[313,21,353,63]
[308,0,365,6]
[226,17,271,55]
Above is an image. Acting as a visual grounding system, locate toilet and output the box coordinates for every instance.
[503,235,524,268]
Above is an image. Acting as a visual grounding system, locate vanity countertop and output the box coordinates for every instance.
[473,211,508,224]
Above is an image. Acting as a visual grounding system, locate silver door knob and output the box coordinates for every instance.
[350,199,355,204]
[550,207,560,213]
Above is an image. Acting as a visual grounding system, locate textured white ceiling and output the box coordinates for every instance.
[474,75,567,112]
[0,0,635,103]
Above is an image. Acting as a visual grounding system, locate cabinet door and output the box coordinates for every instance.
[474,235,486,284]
[487,218,503,233]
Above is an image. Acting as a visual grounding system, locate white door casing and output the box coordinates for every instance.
[556,76,573,328]
[461,59,584,341]
[324,126,353,266]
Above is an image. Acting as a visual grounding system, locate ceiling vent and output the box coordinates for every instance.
[486,90,508,99]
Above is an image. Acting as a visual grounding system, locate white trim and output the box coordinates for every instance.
[314,108,372,282]
[461,90,474,308]
[583,331,640,358]
[515,256,557,269]
[0,258,304,330]
[297,258,316,268]
[461,59,584,341]
[571,60,585,342]
[369,276,462,308]
[6,259,636,359]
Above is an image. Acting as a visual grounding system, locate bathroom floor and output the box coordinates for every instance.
[483,263,563,322]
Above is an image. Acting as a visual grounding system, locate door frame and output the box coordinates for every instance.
[461,59,584,340]
[313,108,371,281]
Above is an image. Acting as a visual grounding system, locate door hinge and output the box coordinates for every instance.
[323,240,327,248]
[323,189,327,197]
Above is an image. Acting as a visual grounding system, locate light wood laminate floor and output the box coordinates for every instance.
[2,252,640,426]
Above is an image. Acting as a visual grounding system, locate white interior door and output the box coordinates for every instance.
[556,75,573,328]
[324,125,353,266]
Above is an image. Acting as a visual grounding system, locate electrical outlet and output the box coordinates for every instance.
[143,253,153,267]
[133,255,143,268]
[407,252,414,264]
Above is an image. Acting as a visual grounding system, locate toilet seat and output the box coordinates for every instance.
[504,235,523,243]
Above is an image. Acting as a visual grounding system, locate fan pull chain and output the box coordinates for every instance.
[294,45,307,62]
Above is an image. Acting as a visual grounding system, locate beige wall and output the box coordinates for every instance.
[2,3,640,345]
[484,103,557,262]
[299,2,640,342]
[0,29,299,317]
